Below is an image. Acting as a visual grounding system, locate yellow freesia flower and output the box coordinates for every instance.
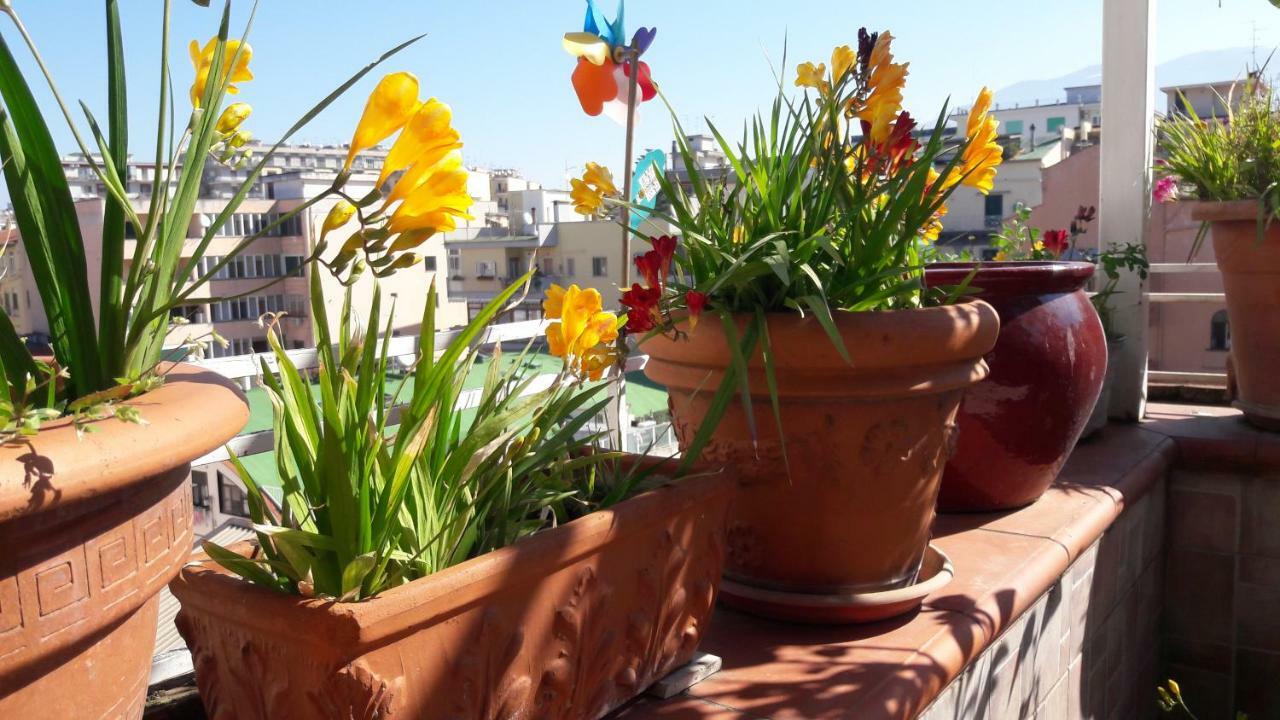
[582,162,617,196]
[215,102,252,133]
[386,150,474,237]
[994,250,1010,261]
[856,32,908,144]
[1033,240,1045,252]
[345,72,421,172]
[921,202,948,243]
[189,38,254,108]
[544,284,620,379]
[957,87,1003,194]
[795,61,827,90]
[377,98,462,187]
[830,45,855,83]
[543,283,566,319]
[570,162,618,218]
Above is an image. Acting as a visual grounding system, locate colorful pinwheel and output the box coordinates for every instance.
[563,0,657,124]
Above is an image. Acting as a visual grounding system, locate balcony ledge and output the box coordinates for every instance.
[612,404,1273,719]
[144,403,1271,719]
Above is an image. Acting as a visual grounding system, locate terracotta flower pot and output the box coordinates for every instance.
[0,364,248,718]
[171,460,731,720]
[1082,336,1125,439]
[925,262,1106,511]
[1191,200,1280,430]
[642,302,998,613]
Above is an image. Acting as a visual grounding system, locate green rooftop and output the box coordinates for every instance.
[235,350,669,490]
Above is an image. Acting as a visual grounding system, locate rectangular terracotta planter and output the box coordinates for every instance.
[170,459,731,720]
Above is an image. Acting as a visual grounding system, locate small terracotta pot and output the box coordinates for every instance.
[0,364,248,718]
[171,459,732,720]
[642,302,998,608]
[1082,336,1125,439]
[1191,200,1280,431]
[925,262,1106,511]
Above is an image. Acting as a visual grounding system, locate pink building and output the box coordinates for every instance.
[1029,143,1229,380]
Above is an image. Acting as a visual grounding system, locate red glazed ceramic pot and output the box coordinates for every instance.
[925,262,1106,511]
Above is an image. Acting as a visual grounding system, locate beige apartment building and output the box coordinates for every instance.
[10,146,470,361]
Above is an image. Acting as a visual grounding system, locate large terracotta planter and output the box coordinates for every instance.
[926,262,1106,511]
[0,364,248,718]
[1191,200,1280,430]
[642,302,998,614]
[171,460,731,720]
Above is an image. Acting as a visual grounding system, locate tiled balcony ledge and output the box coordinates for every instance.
[615,404,1273,720]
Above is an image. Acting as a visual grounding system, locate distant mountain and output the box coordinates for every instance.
[994,47,1264,112]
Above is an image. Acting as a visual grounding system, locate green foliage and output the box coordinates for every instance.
[992,203,1057,261]
[1091,243,1149,339]
[0,0,419,434]
[1156,77,1280,254]
[207,273,663,601]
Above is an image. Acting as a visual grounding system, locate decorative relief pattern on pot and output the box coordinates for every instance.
[310,662,401,720]
[0,477,191,676]
[535,567,619,719]
[725,522,762,572]
[449,607,533,720]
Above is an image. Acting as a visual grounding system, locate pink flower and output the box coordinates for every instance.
[1153,176,1180,204]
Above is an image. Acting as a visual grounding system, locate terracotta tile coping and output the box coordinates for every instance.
[615,404,1270,719]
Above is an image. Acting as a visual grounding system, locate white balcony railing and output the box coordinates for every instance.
[1144,261,1228,388]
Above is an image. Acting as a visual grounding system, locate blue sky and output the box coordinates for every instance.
[4,0,1279,189]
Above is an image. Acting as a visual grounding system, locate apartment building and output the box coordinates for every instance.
[26,144,469,362]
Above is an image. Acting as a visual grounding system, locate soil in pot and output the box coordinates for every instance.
[1192,200,1280,431]
[642,301,998,621]
[0,365,248,719]
[925,261,1106,512]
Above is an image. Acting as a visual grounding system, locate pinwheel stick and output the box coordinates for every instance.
[619,44,640,287]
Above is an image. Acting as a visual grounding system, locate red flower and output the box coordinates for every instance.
[860,111,918,175]
[685,291,707,331]
[650,235,678,279]
[1042,229,1069,256]
[621,283,662,333]
[634,251,663,289]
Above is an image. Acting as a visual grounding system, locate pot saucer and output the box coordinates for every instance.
[717,544,954,624]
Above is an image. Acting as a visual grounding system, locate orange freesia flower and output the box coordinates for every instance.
[856,32,908,144]
[189,38,254,108]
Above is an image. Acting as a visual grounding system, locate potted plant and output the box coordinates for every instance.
[0,2,444,716]
[171,270,732,719]
[1155,77,1280,430]
[926,204,1108,511]
[1082,241,1149,438]
[574,29,1000,622]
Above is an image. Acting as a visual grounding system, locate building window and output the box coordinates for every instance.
[1209,310,1231,351]
[423,256,437,272]
[592,257,607,277]
[1004,120,1024,135]
[983,194,1004,229]
[1046,116,1066,133]
[448,248,461,274]
[476,261,497,278]
[191,470,212,509]
[565,258,575,277]
[217,472,250,518]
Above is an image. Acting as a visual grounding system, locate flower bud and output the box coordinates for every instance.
[216,102,252,134]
